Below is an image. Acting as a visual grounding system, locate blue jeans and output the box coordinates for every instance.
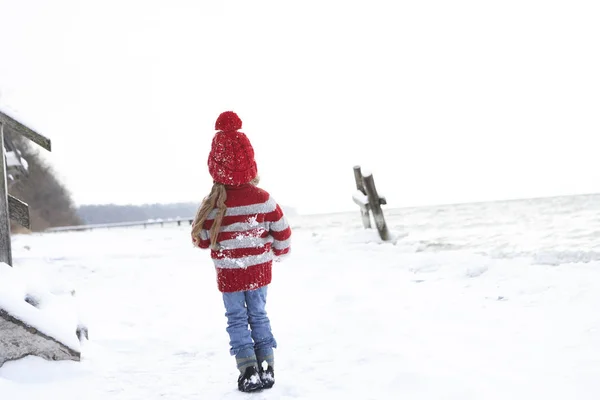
[222,286,277,361]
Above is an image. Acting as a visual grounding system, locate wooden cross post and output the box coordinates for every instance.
[0,110,52,266]
[362,171,390,241]
[352,165,390,241]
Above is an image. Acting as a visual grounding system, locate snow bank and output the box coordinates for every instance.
[2,194,599,398]
[0,263,82,353]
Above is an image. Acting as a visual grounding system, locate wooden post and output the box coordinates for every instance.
[0,123,12,265]
[362,171,390,241]
[0,110,51,265]
[353,166,371,229]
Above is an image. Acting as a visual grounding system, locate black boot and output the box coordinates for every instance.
[237,365,263,392]
[259,365,275,389]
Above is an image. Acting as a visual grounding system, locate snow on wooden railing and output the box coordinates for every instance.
[0,109,52,266]
[352,165,390,241]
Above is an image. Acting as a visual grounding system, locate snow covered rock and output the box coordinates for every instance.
[0,263,82,368]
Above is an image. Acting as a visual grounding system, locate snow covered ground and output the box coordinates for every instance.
[1,194,600,399]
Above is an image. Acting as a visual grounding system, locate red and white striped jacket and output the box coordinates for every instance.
[192,184,291,293]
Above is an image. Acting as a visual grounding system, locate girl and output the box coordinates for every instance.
[191,111,291,392]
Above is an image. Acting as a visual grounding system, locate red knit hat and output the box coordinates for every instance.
[208,111,258,185]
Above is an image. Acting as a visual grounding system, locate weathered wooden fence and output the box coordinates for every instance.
[0,109,51,265]
[352,165,390,241]
[0,109,83,367]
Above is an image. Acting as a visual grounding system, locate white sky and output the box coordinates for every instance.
[0,0,598,214]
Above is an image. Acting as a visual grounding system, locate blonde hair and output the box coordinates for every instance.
[191,176,259,250]
[191,183,227,250]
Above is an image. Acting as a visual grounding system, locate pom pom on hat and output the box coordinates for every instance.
[215,111,242,132]
[208,111,257,185]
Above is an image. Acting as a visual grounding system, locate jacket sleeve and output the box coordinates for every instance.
[192,222,211,249]
[266,202,291,258]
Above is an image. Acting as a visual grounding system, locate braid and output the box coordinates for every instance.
[210,184,227,249]
[191,183,228,249]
